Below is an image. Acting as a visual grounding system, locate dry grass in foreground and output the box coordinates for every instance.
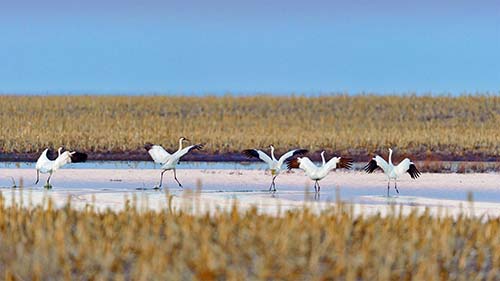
[0,95,499,160]
[0,195,499,280]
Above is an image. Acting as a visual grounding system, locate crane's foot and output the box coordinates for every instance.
[153,185,162,190]
[44,183,53,189]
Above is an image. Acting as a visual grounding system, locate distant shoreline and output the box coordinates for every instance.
[1,150,498,162]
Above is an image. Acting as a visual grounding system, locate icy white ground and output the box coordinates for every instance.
[1,168,499,217]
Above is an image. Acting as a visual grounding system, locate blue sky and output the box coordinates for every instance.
[0,0,499,95]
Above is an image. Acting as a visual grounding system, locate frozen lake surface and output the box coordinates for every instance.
[1,165,499,217]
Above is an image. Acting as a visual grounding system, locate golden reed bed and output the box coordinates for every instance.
[0,95,499,160]
[0,195,498,279]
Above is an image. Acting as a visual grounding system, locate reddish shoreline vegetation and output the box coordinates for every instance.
[0,95,499,162]
[1,151,500,173]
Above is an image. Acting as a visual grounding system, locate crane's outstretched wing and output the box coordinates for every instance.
[173,144,204,160]
[286,157,317,173]
[407,164,421,179]
[364,155,389,174]
[46,148,59,161]
[35,149,51,170]
[69,151,88,163]
[242,149,273,166]
[277,149,308,168]
[325,156,353,171]
[144,143,171,164]
[395,158,421,179]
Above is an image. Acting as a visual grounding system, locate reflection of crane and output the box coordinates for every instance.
[287,151,352,192]
[145,137,203,189]
[364,148,421,196]
[242,145,308,191]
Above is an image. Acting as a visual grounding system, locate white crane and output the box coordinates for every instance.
[286,151,353,192]
[35,147,88,189]
[144,137,203,189]
[242,146,308,191]
[363,148,421,196]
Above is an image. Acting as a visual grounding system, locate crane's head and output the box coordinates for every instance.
[180,137,190,143]
[388,148,393,153]
[270,145,275,151]
[321,151,325,157]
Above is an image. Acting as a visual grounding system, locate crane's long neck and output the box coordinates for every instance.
[388,149,393,165]
[178,138,183,151]
[321,152,326,166]
[270,146,277,161]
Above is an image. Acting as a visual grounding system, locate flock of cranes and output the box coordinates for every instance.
[21,137,421,195]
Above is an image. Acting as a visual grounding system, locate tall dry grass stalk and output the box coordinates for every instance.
[0,194,498,279]
[0,95,498,157]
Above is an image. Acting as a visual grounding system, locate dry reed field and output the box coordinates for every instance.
[0,95,499,160]
[0,195,498,280]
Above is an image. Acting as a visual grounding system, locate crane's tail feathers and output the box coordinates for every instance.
[408,164,421,179]
[70,152,88,163]
[242,149,260,159]
[363,159,379,173]
[338,158,353,169]
[286,158,300,170]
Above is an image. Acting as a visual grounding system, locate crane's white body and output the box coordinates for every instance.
[291,151,351,192]
[297,152,344,181]
[148,143,196,170]
[146,137,202,189]
[35,147,87,189]
[243,146,308,191]
[253,146,303,176]
[365,148,420,196]
[372,149,413,180]
[36,148,71,174]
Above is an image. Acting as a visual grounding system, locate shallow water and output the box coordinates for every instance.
[1,161,497,173]
[0,161,268,170]
[0,164,499,216]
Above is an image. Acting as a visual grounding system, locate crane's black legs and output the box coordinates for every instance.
[386,179,399,197]
[269,175,277,192]
[155,170,167,189]
[173,169,183,188]
[387,180,390,197]
[155,169,182,189]
[313,180,321,193]
[35,170,40,185]
[45,172,53,189]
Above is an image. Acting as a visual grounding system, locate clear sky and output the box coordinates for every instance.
[1,0,499,95]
